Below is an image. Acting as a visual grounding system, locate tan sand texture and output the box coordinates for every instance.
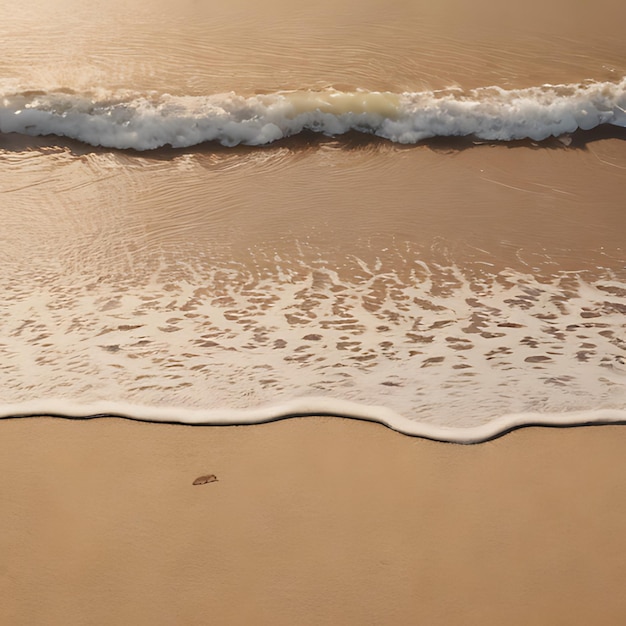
[2,417,626,625]
[2,0,625,623]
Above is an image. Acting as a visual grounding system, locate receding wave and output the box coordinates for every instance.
[1,79,625,150]
[1,257,625,440]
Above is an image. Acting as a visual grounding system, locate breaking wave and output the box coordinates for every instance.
[1,79,625,150]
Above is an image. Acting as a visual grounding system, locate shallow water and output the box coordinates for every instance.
[1,0,625,438]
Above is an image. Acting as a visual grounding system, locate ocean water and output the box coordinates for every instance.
[1,0,625,441]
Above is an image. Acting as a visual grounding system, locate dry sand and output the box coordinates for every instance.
[2,417,626,625]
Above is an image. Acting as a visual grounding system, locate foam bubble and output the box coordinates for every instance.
[1,259,624,435]
[1,79,625,149]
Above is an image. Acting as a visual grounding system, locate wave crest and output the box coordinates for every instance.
[1,79,625,150]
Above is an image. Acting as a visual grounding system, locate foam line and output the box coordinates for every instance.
[1,79,625,149]
[1,399,625,443]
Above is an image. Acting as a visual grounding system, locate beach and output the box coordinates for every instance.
[1,0,625,622]
[2,417,626,625]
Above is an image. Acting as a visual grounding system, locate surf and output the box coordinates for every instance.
[1,78,625,150]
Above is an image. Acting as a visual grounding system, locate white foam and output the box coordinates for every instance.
[1,79,625,149]
[2,398,626,443]
[1,260,624,438]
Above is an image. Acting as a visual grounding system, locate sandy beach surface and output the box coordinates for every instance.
[2,417,626,625]
[2,0,625,623]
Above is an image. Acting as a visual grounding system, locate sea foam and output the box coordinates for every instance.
[1,260,624,439]
[1,79,625,150]
[2,399,626,444]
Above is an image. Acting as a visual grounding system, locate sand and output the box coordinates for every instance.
[2,417,626,625]
[2,1,625,623]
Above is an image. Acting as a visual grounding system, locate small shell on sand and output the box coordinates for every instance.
[193,474,218,486]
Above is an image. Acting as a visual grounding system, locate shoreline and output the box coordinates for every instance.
[1,402,626,443]
[3,1,625,623]
[2,416,626,625]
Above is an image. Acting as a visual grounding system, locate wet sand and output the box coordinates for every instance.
[2,135,625,422]
[2,417,626,625]
[2,0,625,622]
